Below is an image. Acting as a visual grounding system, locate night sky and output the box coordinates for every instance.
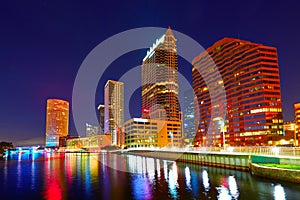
[1,0,300,146]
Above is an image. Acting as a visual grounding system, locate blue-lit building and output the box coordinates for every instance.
[183,89,196,145]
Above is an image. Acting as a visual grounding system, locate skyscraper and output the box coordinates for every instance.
[104,80,124,145]
[192,38,283,146]
[183,89,196,144]
[45,99,69,147]
[142,27,181,121]
[141,27,182,146]
[97,104,105,133]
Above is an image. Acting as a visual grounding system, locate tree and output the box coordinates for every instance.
[0,141,13,155]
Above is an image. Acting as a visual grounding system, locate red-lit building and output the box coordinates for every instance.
[192,38,283,146]
[294,103,300,145]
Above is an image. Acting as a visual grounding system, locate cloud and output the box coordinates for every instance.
[14,137,45,147]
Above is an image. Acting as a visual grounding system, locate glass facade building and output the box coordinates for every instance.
[141,27,182,143]
[45,99,69,147]
[183,89,196,144]
[124,118,182,148]
[104,80,124,145]
[97,104,105,134]
[142,27,181,121]
[192,38,283,146]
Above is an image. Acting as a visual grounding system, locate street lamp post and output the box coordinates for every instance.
[169,131,174,148]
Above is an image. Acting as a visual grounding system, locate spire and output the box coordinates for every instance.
[165,26,174,36]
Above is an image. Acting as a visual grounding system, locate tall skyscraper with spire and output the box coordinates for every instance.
[141,27,182,146]
[142,27,181,121]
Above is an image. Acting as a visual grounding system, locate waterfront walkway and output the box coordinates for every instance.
[123,146,300,158]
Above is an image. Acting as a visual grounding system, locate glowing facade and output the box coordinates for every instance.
[45,99,69,147]
[192,38,283,146]
[66,134,111,151]
[104,80,124,145]
[142,27,181,122]
[294,103,300,145]
[294,103,300,124]
[124,118,182,148]
[86,123,99,137]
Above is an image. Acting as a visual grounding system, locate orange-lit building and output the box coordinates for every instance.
[45,99,69,147]
[124,118,182,148]
[141,27,182,143]
[142,27,181,122]
[192,38,283,146]
[66,133,111,151]
[294,103,300,144]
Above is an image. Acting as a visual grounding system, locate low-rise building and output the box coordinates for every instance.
[66,133,111,151]
[124,118,182,148]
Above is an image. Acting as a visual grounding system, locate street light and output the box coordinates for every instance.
[169,131,174,148]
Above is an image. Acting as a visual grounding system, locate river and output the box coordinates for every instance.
[0,152,299,199]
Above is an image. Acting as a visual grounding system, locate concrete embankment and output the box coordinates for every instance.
[126,150,300,183]
[127,150,251,171]
[250,163,300,183]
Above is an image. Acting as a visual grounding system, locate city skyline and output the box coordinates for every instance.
[1,1,300,146]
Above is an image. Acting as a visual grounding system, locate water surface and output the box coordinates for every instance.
[0,152,299,199]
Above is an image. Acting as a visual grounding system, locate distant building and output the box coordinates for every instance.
[294,103,300,145]
[45,99,69,147]
[86,123,99,137]
[124,118,182,148]
[183,89,196,145]
[264,121,296,146]
[97,104,105,133]
[104,80,124,145]
[192,38,283,146]
[66,133,111,151]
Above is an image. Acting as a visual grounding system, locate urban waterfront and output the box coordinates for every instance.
[1,153,300,200]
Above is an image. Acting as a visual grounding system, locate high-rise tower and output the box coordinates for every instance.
[45,99,69,147]
[141,27,182,146]
[192,38,283,146]
[97,104,105,133]
[104,80,124,145]
[142,27,181,121]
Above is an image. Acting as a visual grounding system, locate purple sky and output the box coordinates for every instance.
[1,0,300,146]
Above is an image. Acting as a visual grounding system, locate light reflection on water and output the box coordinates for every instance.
[0,153,298,200]
[274,184,286,200]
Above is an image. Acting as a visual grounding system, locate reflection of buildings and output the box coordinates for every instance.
[86,123,99,137]
[141,27,182,144]
[104,80,124,146]
[66,134,111,151]
[124,118,181,148]
[45,99,69,147]
[98,104,105,133]
[183,89,196,145]
[192,38,283,146]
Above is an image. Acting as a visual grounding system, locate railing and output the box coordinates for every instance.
[125,146,300,158]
